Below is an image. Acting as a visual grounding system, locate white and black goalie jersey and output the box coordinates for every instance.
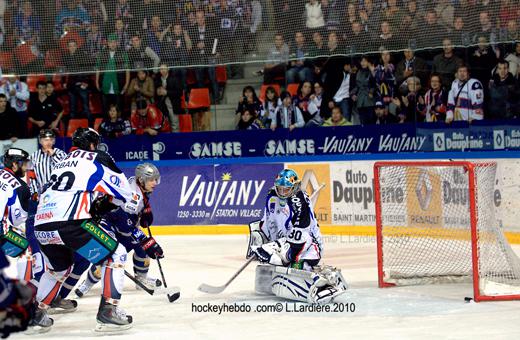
[260,188,323,258]
[34,148,140,226]
[0,168,30,228]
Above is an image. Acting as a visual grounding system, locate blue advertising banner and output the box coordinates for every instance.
[56,120,520,162]
[122,163,284,225]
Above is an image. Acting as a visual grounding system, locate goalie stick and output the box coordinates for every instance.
[124,270,180,302]
[198,256,256,294]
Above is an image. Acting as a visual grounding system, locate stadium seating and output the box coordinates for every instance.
[66,119,89,137]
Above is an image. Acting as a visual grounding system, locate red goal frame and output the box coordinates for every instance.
[374,161,520,302]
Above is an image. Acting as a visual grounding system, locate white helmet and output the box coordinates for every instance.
[135,163,161,186]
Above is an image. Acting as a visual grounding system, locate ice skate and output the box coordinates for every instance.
[95,301,133,332]
[25,306,53,335]
[135,272,162,291]
[48,296,78,314]
[75,278,95,298]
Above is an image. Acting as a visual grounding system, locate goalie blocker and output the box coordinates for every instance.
[247,221,348,304]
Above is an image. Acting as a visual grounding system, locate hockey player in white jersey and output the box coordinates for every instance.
[249,169,347,304]
[446,65,484,123]
[29,128,162,333]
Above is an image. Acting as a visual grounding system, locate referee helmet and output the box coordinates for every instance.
[39,129,56,139]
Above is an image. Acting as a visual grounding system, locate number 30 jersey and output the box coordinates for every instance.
[34,148,140,226]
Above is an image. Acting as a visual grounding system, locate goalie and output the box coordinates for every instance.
[249,169,347,304]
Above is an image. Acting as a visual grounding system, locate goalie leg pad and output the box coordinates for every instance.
[254,264,275,295]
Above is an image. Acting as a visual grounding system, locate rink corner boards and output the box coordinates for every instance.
[149,225,520,245]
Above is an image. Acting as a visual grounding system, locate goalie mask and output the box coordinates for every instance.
[136,162,161,192]
[274,169,300,199]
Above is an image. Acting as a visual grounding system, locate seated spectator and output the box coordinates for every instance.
[155,63,184,132]
[422,74,448,122]
[130,99,170,136]
[45,81,57,100]
[236,86,263,120]
[293,81,313,123]
[373,50,396,105]
[287,32,313,83]
[147,15,169,56]
[374,21,398,51]
[55,0,91,37]
[395,49,428,87]
[418,10,448,50]
[348,21,370,54]
[322,0,346,31]
[28,81,64,136]
[14,1,41,47]
[505,42,520,79]
[236,109,265,130]
[374,101,398,124]
[85,21,104,60]
[322,106,351,127]
[309,31,325,65]
[305,0,325,32]
[450,17,471,48]
[99,104,132,138]
[488,60,519,119]
[308,81,324,123]
[261,86,279,127]
[261,33,289,84]
[62,40,92,123]
[127,32,161,70]
[446,65,484,123]
[127,69,155,105]
[432,38,464,89]
[382,0,404,33]
[0,73,30,137]
[352,56,377,125]
[271,91,304,131]
[0,94,20,141]
[114,18,131,51]
[393,76,425,123]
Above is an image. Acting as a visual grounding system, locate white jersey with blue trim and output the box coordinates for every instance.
[0,168,30,228]
[446,78,484,121]
[34,149,140,226]
[260,188,323,256]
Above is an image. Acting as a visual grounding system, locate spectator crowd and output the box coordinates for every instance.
[0,0,519,140]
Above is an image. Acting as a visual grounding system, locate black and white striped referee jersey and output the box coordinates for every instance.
[29,148,67,195]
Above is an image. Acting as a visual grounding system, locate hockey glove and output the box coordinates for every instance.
[0,279,36,338]
[90,195,117,220]
[140,237,164,259]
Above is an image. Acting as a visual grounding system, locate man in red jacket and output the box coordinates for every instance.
[130,99,170,136]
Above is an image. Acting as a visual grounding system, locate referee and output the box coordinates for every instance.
[29,129,67,196]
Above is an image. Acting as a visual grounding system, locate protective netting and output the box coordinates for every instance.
[376,162,520,300]
[0,0,518,76]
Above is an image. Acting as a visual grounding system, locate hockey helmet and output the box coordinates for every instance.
[274,169,300,198]
[39,129,56,139]
[135,162,161,186]
[72,127,101,150]
[3,148,29,170]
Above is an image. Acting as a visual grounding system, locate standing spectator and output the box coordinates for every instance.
[146,15,169,57]
[189,10,219,102]
[305,0,325,33]
[418,11,448,54]
[395,49,428,87]
[262,33,289,84]
[308,81,324,122]
[273,0,304,41]
[236,86,263,120]
[382,0,404,33]
[374,100,398,124]
[130,98,170,136]
[287,31,313,84]
[421,74,448,122]
[271,91,305,131]
[0,73,30,137]
[246,0,262,56]
[85,21,104,60]
[359,0,381,40]
[322,105,351,126]
[309,31,326,78]
[393,76,426,123]
[470,36,499,88]
[95,33,130,113]
[488,60,519,119]
[0,94,19,141]
[505,42,520,79]
[127,70,155,106]
[432,38,464,89]
[154,64,184,132]
[321,31,346,118]
[28,82,64,136]
[473,11,497,48]
[375,21,398,51]
[113,18,131,51]
[450,17,471,49]
[113,0,134,27]
[236,109,265,130]
[62,40,91,124]
[55,0,91,37]
[348,21,370,54]
[446,65,484,123]
[373,50,396,105]
[330,62,355,122]
[321,0,346,32]
[14,1,41,46]
[435,0,455,31]
[127,32,160,70]
[352,56,377,125]
[98,104,132,137]
[161,22,191,73]
[261,86,278,127]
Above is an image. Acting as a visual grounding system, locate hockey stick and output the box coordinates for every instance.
[145,225,179,303]
[124,270,180,302]
[198,256,255,294]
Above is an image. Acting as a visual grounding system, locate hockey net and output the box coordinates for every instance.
[374,161,520,302]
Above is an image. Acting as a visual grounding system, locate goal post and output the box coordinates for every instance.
[374,161,520,302]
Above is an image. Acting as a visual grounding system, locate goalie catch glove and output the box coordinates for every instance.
[140,237,164,259]
[254,239,292,266]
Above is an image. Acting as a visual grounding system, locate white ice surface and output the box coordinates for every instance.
[8,234,520,340]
